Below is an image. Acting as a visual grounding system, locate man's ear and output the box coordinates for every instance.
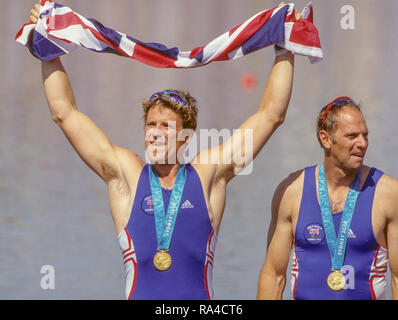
[319,130,333,150]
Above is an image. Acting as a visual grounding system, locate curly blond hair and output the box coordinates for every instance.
[142,89,198,130]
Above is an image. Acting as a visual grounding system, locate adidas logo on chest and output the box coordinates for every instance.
[348,229,356,239]
[180,200,194,209]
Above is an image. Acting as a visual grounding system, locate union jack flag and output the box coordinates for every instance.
[15,0,323,67]
[310,228,320,236]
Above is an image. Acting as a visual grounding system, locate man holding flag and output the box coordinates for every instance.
[24,1,319,299]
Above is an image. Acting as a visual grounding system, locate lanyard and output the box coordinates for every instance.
[318,164,361,270]
[149,165,186,251]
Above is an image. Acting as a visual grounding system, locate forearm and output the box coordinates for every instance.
[41,58,77,123]
[392,275,398,300]
[389,243,398,299]
[257,268,286,300]
[385,181,398,300]
[228,51,294,166]
[257,192,293,300]
[258,51,294,124]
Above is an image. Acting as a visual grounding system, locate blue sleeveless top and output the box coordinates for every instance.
[117,164,217,300]
[292,165,388,300]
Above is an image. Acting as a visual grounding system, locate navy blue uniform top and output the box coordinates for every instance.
[117,164,217,300]
[292,165,388,300]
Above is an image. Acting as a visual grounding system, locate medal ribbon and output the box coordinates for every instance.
[318,163,361,270]
[149,165,187,251]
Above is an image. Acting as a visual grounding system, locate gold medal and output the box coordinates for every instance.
[153,250,172,271]
[327,270,346,291]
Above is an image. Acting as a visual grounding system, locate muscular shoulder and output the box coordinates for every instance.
[272,169,305,217]
[112,146,145,192]
[191,149,222,189]
[375,173,398,198]
[275,169,305,201]
[375,172,398,216]
[114,146,145,170]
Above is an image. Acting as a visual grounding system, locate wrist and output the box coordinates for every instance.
[274,44,289,57]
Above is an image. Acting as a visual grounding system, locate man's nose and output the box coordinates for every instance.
[146,127,165,140]
[357,134,368,149]
[152,126,163,136]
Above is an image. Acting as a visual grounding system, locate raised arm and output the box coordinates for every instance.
[193,49,295,187]
[41,58,129,183]
[193,2,300,183]
[217,49,295,182]
[28,2,140,185]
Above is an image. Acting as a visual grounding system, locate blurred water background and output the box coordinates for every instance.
[1,0,397,299]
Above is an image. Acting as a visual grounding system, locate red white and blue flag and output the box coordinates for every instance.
[15,0,323,67]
